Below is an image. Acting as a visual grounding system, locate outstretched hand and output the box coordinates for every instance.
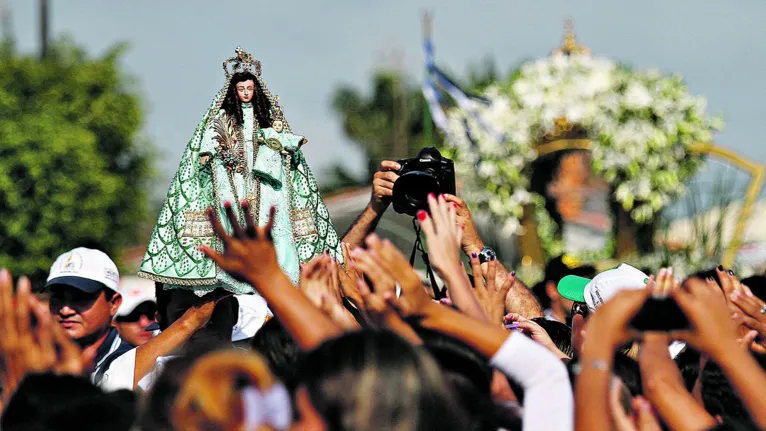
[418,194,463,277]
[0,270,97,402]
[199,201,280,285]
[362,234,434,319]
[472,256,513,325]
[669,277,740,358]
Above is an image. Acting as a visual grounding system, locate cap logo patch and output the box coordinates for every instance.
[105,269,119,282]
[60,252,82,273]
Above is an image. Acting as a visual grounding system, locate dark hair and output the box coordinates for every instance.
[417,327,497,431]
[221,72,273,128]
[530,317,574,358]
[299,329,469,431]
[740,276,766,302]
[613,353,642,397]
[674,346,702,391]
[104,288,117,301]
[250,317,301,391]
[139,355,201,431]
[701,360,752,422]
[2,373,135,431]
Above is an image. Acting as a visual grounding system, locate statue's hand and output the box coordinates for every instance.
[200,155,211,165]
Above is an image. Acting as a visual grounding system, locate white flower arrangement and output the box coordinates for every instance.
[443,52,724,251]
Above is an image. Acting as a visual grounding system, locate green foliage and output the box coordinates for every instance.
[331,70,441,179]
[0,37,153,286]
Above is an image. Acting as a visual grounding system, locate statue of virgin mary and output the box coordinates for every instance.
[138,47,343,296]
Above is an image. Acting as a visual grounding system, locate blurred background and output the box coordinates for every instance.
[2,0,766,286]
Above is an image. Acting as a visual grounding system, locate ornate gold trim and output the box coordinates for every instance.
[137,271,218,286]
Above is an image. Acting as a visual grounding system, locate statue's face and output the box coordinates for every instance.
[235,80,255,103]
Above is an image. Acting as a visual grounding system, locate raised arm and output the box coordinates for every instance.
[201,202,342,350]
[342,161,400,247]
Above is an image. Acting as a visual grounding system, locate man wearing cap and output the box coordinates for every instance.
[46,248,132,386]
[532,255,595,324]
[114,277,158,347]
[557,263,685,358]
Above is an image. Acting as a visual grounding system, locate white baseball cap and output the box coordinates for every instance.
[46,248,120,294]
[558,263,649,312]
[117,277,156,317]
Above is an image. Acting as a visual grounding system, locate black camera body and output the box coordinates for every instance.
[392,147,456,216]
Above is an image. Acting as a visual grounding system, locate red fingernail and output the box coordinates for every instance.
[417,210,427,221]
[461,226,465,230]
[452,202,457,208]
[224,201,232,208]
[428,193,435,200]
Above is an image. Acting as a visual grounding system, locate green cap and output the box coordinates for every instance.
[557,275,591,302]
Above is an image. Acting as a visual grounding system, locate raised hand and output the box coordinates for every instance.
[730,285,766,354]
[583,288,651,354]
[337,242,364,308]
[299,254,336,307]
[200,201,279,284]
[0,270,96,402]
[504,313,569,359]
[471,255,513,325]
[371,161,401,213]
[363,234,434,319]
[299,254,357,330]
[668,277,739,358]
[443,194,484,255]
[418,194,463,276]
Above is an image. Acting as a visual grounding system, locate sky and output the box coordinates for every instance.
[7,0,766,194]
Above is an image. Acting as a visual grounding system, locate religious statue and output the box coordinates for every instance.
[138,47,343,296]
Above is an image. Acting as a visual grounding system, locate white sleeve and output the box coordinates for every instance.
[97,348,136,392]
[489,334,573,431]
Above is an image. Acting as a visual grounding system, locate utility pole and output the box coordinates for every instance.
[0,0,11,42]
[422,12,433,149]
[40,0,49,59]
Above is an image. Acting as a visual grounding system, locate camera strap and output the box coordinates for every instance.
[410,218,446,300]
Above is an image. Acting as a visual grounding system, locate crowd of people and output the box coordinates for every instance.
[2,161,766,430]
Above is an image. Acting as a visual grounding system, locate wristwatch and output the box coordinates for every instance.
[478,246,496,264]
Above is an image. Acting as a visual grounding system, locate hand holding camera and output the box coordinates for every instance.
[370,160,402,214]
[392,148,455,217]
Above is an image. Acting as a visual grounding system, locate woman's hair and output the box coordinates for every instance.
[171,350,282,431]
[250,317,301,391]
[530,317,574,358]
[139,355,200,431]
[416,327,498,431]
[298,329,469,431]
[221,72,273,128]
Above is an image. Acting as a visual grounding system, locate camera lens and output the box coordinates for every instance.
[392,171,441,216]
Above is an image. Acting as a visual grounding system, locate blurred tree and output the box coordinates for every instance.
[329,59,500,188]
[0,36,153,286]
[331,70,439,181]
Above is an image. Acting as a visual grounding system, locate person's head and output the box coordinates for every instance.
[1,373,135,431]
[250,317,301,391]
[45,248,122,347]
[172,350,290,431]
[294,329,469,431]
[222,71,273,128]
[700,360,751,422]
[530,317,574,358]
[140,355,201,431]
[417,327,497,431]
[558,264,649,356]
[532,255,596,322]
[114,277,157,347]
